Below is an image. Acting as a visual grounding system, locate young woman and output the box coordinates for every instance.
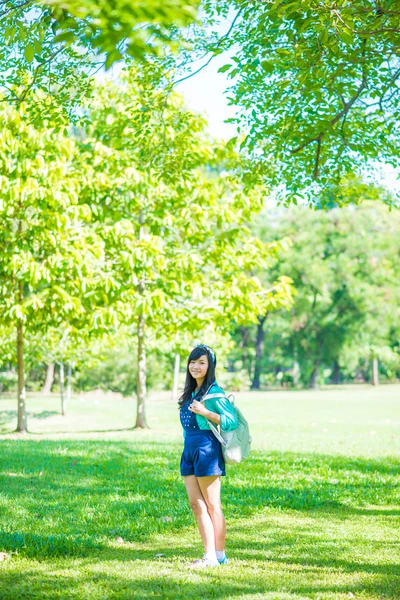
[178,343,238,569]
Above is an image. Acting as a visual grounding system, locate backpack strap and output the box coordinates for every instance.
[199,392,235,446]
[202,392,235,404]
[202,392,226,401]
[205,419,227,446]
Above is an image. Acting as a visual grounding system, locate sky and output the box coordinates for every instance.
[176,53,237,141]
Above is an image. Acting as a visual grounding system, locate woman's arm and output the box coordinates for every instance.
[213,396,238,431]
[189,400,221,425]
[189,396,238,430]
[202,408,221,425]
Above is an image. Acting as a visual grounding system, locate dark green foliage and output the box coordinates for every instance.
[233,201,400,389]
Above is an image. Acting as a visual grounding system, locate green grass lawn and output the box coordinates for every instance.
[0,385,399,599]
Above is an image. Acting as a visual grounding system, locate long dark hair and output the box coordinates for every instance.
[178,345,217,408]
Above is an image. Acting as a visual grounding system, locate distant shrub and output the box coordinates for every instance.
[0,371,17,393]
[219,369,251,391]
[74,349,174,396]
[281,372,294,387]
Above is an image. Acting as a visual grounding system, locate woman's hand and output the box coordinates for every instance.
[188,400,209,416]
[189,400,221,425]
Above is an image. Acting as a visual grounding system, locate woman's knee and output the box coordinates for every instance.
[206,502,223,518]
[189,500,206,515]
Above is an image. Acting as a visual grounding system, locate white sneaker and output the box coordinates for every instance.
[188,556,220,569]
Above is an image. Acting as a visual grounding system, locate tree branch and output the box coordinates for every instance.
[170,8,243,89]
[0,0,34,18]
[379,67,400,111]
[313,134,323,180]
[292,42,368,158]
[18,46,65,103]
[332,9,400,36]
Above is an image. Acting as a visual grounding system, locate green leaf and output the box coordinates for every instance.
[261,60,274,73]
[4,27,16,42]
[338,28,353,45]
[53,31,76,44]
[18,25,27,41]
[218,64,231,73]
[24,44,35,64]
[105,49,124,71]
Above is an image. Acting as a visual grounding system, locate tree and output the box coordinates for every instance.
[0,100,103,431]
[0,0,199,124]
[202,1,400,201]
[250,313,268,390]
[27,324,103,413]
[0,4,98,126]
[38,0,200,65]
[250,197,400,388]
[78,63,293,427]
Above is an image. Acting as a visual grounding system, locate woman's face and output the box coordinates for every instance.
[188,354,209,381]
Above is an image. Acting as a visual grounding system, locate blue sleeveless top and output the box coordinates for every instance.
[179,382,238,440]
[179,390,201,430]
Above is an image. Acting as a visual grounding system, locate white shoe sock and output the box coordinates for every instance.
[216,551,226,560]
[204,551,218,563]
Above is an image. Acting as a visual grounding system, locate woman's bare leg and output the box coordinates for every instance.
[184,475,216,554]
[197,475,226,552]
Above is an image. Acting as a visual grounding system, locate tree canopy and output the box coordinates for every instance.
[202,0,400,202]
[0,58,294,430]
[239,198,400,388]
[39,0,200,62]
[0,0,199,123]
[78,63,293,426]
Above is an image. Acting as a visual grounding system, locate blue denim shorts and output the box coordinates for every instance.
[180,429,226,477]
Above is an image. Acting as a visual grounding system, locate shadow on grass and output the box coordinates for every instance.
[44,428,136,434]
[0,441,399,598]
[0,563,398,600]
[0,410,59,432]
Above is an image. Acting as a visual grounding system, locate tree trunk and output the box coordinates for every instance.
[66,363,72,408]
[135,312,148,428]
[239,325,251,375]
[16,319,27,433]
[171,353,180,400]
[308,359,320,389]
[251,314,267,390]
[372,357,379,386]
[135,208,148,429]
[59,363,66,416]
[292,361,300,387]
[332,360,341,385]
[41,363,54,394]
[292,346,300,386]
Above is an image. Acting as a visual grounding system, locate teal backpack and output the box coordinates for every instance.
[201,391,252,465]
